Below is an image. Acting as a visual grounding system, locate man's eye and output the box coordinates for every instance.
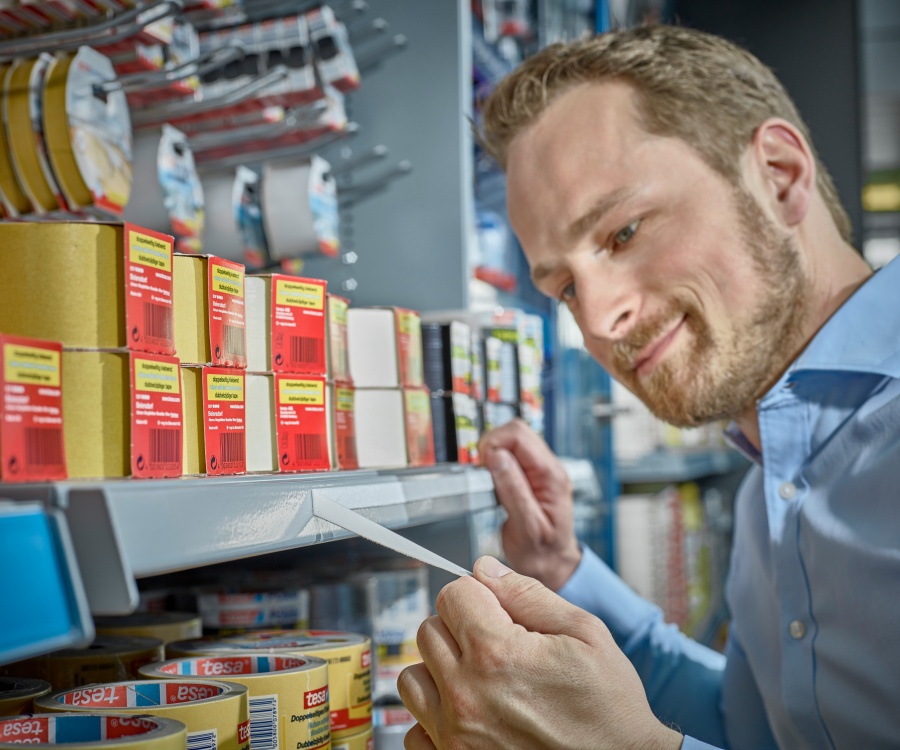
[559,282,576,303]
[614,220,640,246]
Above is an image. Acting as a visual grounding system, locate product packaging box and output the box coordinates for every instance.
[246,274,328,375]
[327,294,352,385]
[0,222,175,354]
[355,387,435,469]
[0,335,67,483]
[173,254,247,367]
[422,321,471,396]
[431,392,479,465]
[347,307,424,389]
[329,382,358,470]
[181,366,246,476]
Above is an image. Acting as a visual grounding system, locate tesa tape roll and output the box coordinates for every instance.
[140,654,330,750]
[331,726,372,750]
[0,714,187,750]
[43,46,133,215]
[93,613,203,646]
[167,632,370,740]
[0,61,32,216]
[0,677,52,715]
[34,680,249,750]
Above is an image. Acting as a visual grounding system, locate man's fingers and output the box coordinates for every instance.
[473,556,606,644]
[398,662,441,727]
[433,575,514,654]
[404,722,437,750]
[416,614,462,687]
[487,447,552,537]
[480,419,560,476]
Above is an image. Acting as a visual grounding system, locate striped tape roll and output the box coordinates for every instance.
[0,714,186,750]
[140,654,330,750]
[168,631,370,740]
[0,677,52,715]
[94,613,203,646]
[34,679,249,750]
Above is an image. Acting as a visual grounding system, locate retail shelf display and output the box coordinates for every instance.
[617,449,750,485]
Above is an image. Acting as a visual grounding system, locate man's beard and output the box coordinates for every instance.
[613,186,810,428]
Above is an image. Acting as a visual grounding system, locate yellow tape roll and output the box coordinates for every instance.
[140,654,330,750]
[0,222,126,349]
[0,677,52,715]
[331,727,372,750]
[1,637,164,692]
[94,613,203,646]
[0,62,32,216]
[0,714,186,750]
[168,632,370,741]
[4,55,60,213]
[34,680,249,750]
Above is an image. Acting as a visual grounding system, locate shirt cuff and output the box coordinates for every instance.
[557,544,665,647]
[680,736,723,750]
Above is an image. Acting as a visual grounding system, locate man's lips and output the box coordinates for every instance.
[633,316,686,377]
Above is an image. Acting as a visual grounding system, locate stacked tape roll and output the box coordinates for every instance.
[167,632,371,740]
[2,636,164,691]
[139,654,330,750]
[0,61,31,216]
[34,680,250,750]
[331,726,372,750]
[0,677,52,715]
[93,613,203,645]
[4,53,62,214]
[0,714,187,750]
[197,591,310,633]
[43,46,133,216]
[308,581,374,637]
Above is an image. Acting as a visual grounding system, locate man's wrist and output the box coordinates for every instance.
[545,542,583,591]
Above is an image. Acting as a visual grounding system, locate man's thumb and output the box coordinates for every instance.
[474,556,600,641]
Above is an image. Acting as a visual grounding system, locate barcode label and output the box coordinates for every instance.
[224,324,246,359]
[340,436,357,463]
[289,336,322,366]
[295,433,325,460]
[249,694,278,750]
[24,427,64,467]
[149,428,181,465]
[219,432,245,465]
[143,302,173,342]
[186,730,217,750]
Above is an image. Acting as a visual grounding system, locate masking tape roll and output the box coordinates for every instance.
[0,677,52,715]
[0,714,187,750]
[94,613,203,646]
[331,726,372,750]
[167,632,370,740]
[0,61,31,215]
[34,680,249,750]
[1,637,164,692]
[140,654,330,750]
[4,55,60,213]
[0,222,126,349]
[44,46,133,215]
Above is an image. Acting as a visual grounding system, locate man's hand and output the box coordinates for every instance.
[479,419,581,590]
[398,556,683,750]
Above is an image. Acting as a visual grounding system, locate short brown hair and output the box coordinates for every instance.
[478,24,852,242]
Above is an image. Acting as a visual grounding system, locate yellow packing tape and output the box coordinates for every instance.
[0,677,52,715]
[0,714,187,750]
[34,680,249,750]
[0,62,32,216]
[331,727,372,750]
[140,654,330,750]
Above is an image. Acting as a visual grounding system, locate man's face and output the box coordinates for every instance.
[506,82,809,427]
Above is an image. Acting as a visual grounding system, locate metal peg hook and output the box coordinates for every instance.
[337,159,411,207]
[355,34,407,73]
[329,144,388,177]
[347,17,388,44]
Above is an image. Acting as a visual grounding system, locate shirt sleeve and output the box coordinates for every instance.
[558,545,728,747]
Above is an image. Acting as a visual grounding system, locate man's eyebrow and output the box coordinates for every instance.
[565,187,636,244]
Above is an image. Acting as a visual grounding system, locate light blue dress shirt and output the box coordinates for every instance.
[558,255,900,749]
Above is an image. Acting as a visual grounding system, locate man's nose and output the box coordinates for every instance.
[577,277,640,344]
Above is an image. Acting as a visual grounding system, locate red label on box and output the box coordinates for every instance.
[395,308,423,387]
[333,386,358,470]
[124,223,175,355]
[130,352,183,478]
[404,388,435,468]
[0,335,67,483]
[327,294,351,384]
[275,375,330,472]
[203,367,246,476]
[271,275,327,375]
[208,256,247,368]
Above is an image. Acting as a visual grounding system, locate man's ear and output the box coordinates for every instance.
[751,118,815,228]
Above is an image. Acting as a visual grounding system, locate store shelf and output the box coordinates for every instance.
[616,449,750,485]
[560,457,602,502]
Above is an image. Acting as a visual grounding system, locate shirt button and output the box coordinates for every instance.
[789,620,806,639]
[779,482,797,500]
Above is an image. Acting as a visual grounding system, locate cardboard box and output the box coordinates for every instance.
[347,308,424,388]
[329,382,357,470]
[245,373,277,473]
[0,222,174,354]
[355,387,435,469]
[327,294,352,385]
[246,274,327,375]
[431,392,479,465]
[182,366,247,476]
[422,321,471,395]
[173,254,247,367]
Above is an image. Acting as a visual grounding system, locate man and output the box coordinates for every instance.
[396,24,900,750]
